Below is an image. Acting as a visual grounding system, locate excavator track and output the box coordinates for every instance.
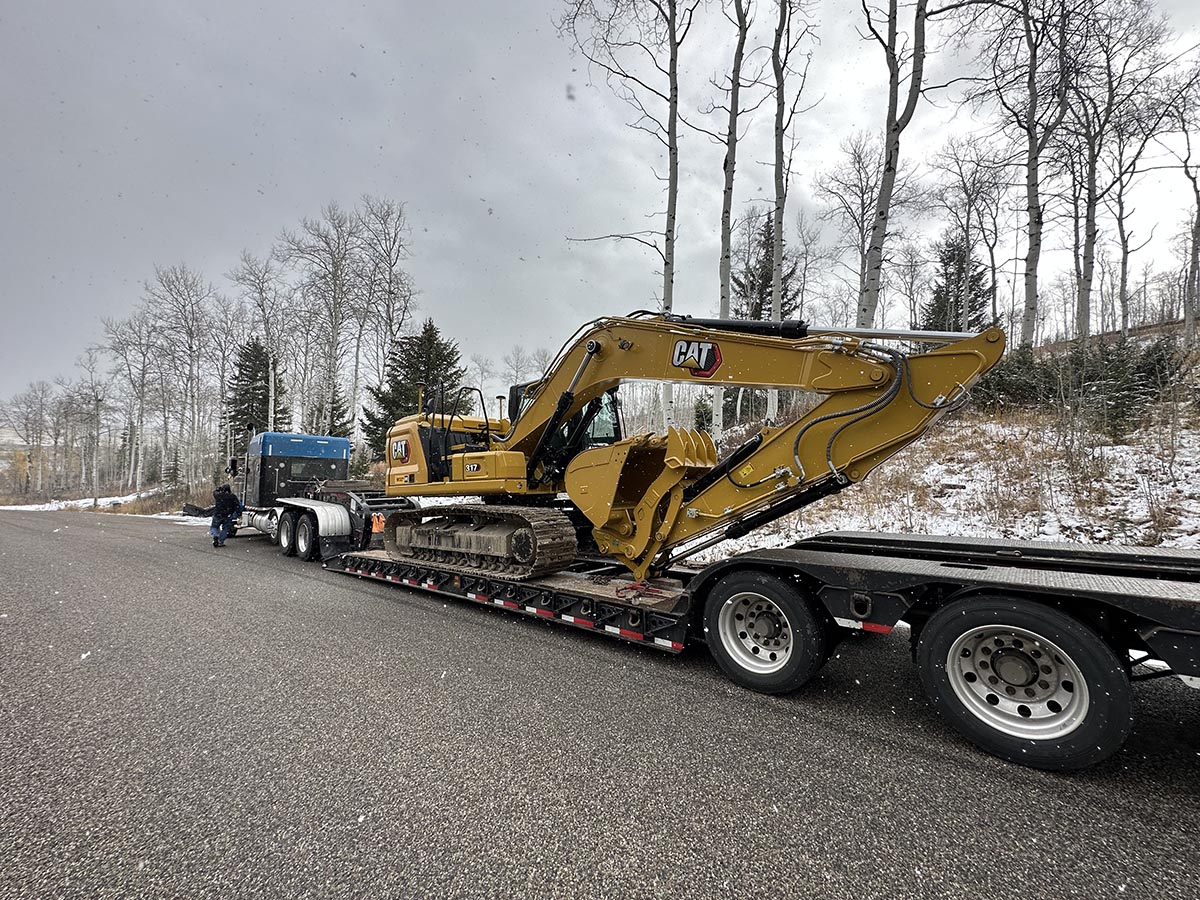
[383,504,577,581]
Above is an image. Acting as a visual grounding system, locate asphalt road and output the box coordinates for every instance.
[1,510,1197,900]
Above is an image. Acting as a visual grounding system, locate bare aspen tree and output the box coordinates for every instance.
[209,293,248,460]
[1176,111,1200,345]
[502,346,534,390]
[856,0,929,327]
[277,203,360,436]
[1056,0,1186,343]
[2,381,52,495]
[103,310,156,491]
[559,0,701,429]
[75,349,108,508]
[793,205,827,324]
[145,264,214,489]
[817,132,915,305]
[229,251,289,432]
[891,240,928,328]
[693,0,762,442]
[468,354,495,404]
[970,0,1077,348]
[357,196,416,390]
[932,136,1008,329]
[531,347,556,378]
[767,0,816,420]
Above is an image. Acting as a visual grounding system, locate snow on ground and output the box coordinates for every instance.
[0,489,163,512]
[693,410,1200,563]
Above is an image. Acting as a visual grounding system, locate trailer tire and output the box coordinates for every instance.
[277,511,298,557]
[703,571,827,695]
[296,513,320,562]
[916,597,1133,771]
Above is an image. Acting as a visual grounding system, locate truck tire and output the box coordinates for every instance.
[703,570,828,695]
[295,513,320,562]
[277,511,298,557]
[916,596,1133,771]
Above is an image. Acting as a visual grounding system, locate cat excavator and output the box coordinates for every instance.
[379,312,1006,581]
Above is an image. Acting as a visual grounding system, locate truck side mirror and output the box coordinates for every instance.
[227,457,240,477]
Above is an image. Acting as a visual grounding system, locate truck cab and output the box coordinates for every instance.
[243,432,351,507]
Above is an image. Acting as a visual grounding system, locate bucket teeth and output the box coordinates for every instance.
[665,426,717,471]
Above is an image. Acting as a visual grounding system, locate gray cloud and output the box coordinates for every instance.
[1,0,1196,396]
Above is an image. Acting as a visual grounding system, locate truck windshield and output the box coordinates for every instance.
[283,457,348,482]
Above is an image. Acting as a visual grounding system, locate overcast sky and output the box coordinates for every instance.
[2,0,1197,399]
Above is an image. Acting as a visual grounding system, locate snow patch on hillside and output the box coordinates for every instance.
[694,412,1200,563]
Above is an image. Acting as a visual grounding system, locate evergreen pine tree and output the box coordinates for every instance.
[226,336,291,449]
[730,217,801,321]
[362,318,469,457]
[919,232,991,333]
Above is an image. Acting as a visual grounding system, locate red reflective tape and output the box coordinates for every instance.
[861,622,893,634]
[618,628,644,641]
[535,608,554,618]
[424,583,438,591]
[499,600,518,609]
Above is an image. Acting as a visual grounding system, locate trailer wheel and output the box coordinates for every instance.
[277,511,298,557]
[703,571,827,695]
[295,514,320,561]
[916,597,1133,771]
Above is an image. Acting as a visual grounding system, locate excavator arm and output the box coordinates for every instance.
[384,312,1005,580]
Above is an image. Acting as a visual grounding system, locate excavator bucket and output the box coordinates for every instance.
[565,427,718,532]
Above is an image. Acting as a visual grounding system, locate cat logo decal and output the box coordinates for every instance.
[671,339,722,378]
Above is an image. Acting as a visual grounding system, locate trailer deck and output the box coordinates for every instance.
[327,550,693,652]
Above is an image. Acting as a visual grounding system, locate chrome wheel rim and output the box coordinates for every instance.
[297,521,310,555]
[947,625,1090,740]
[718,591,792,674]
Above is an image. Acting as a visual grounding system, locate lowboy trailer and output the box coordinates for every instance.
[325,530,1200,771]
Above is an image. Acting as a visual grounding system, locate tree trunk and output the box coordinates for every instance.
[661,0,680,431]
[1075,143,1099,344]
[1186,175,1200,346]
[713,0,750,445]
[858,0,927,328]
[91,396,100,508]
[768,0,788,420]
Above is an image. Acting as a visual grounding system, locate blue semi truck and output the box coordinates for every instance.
[232,432,416,561]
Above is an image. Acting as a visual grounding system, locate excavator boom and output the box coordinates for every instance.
[382,313,1005,579]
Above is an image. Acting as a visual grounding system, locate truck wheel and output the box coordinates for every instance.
[277,511,298,557]
[916,597,1133,771]
[295,514,320,562]
[703,570,828,695]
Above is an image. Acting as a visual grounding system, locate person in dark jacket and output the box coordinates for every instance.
[210,484,241,548]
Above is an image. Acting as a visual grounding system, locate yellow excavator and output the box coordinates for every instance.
[380,312,1005,581]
